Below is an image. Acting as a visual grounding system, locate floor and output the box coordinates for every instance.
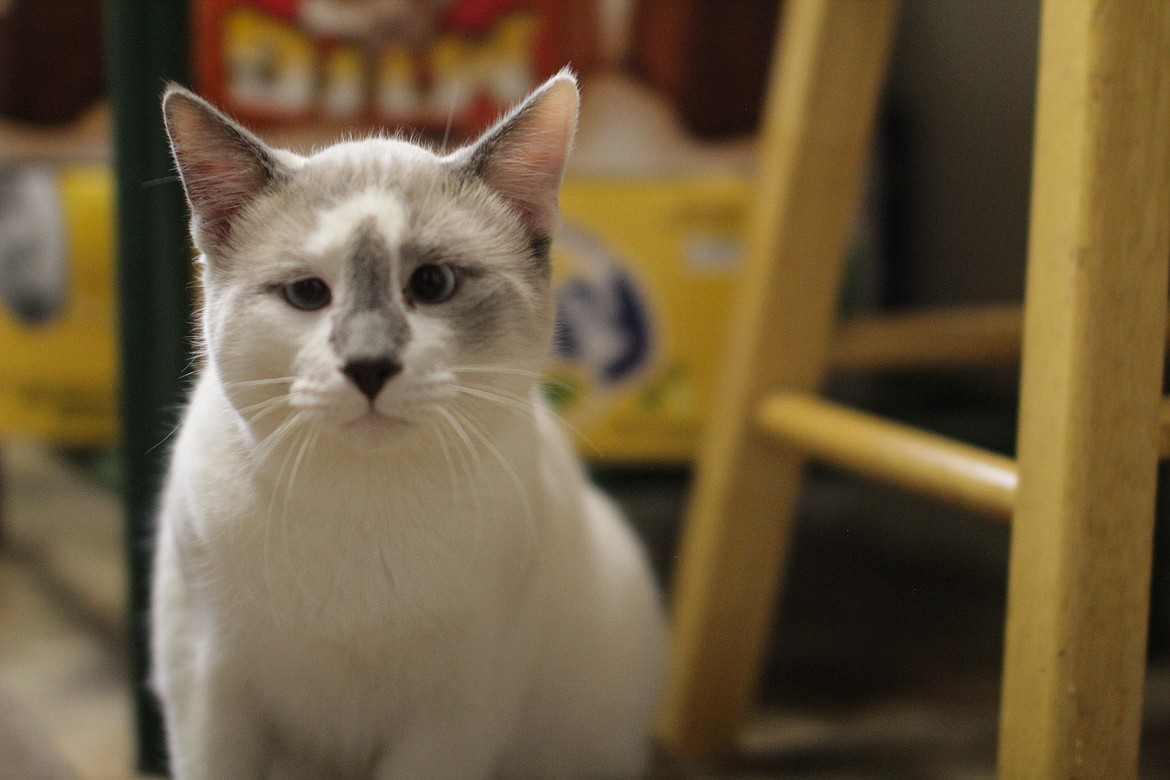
[2,438,1169,779]
[0,443,131,780]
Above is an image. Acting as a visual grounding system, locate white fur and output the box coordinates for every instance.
[153,74,667,780]
[154,376,666,779]
[303,187,409,257]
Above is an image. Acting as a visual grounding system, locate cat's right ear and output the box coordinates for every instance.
[162,85,289,257]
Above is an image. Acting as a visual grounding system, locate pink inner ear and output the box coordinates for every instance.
[486,147,565,234]
[165,92,276,250]
[477,76,578,238]
[180,147,266,243]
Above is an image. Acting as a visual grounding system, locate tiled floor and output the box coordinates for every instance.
[0,443,131,780]
[2,441,1169,779]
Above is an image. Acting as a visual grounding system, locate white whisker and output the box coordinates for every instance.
[236,395,295,429]
[258,416,309,632]
[448,405,535,546]
[252,409,306,470]
[282,426,320,613]
[225,376,299,389]
[431,412,461,498]
[449,380,601,458]
[449,364,545,380]
[435,406,486,539]
[451,384,533,416]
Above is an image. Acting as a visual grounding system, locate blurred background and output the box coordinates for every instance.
[0,1,1167,778]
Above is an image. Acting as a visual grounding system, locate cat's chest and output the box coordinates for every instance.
[209,482,532,756]
[187,458,538,639]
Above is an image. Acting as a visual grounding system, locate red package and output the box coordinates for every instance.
[193,0,591,139]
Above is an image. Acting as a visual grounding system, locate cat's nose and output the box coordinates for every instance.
[342,358,402,401]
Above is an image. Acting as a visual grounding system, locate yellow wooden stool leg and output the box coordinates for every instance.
[998,2,1170,778]
[656,0,900,760]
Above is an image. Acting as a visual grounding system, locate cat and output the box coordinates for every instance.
[152,70,667,779]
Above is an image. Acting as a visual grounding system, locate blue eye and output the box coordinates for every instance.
[282,277,331,311]
[407,264,458,304]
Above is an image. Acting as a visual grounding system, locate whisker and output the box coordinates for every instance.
[284,426,317,516]
[441,95,457,152]
[145,417,187,456]
[252,409,305,467]
[145,378,216,455]
[450,381,602,458]
[236,395,294,425]
[449,365,546,379]
[446,367,590,441]
[225,376,300,389]
[428,412,477,541]
[431,412,460,486]
[234,393,291,413]
[238,404,294,437]
[258,412,312,623]
[451,384,533,415]
[282,426,320,610]
[448,405,535,545]
[435,406,487,536]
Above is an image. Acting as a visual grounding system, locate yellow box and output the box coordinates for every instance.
[549,175,750,464]
[0,166,118,446]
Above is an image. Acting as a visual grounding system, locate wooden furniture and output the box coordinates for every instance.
[657,2,1170,778]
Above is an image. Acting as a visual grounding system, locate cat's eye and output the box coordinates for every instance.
[407,263,458,305]
[281,277,332,311]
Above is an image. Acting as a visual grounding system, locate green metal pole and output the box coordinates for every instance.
[107,2,192,774]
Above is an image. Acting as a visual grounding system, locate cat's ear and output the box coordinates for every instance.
[162,84,290,256]
[455,69,579,240]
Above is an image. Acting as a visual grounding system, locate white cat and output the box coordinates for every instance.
[152,71,667,779]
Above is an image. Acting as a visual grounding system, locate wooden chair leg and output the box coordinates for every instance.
[656,0,901,760]
[998,3,1170,777]
[0,443,5,549]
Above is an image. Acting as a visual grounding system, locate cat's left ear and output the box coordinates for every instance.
[454,69,579,240]
[162,84,292,258]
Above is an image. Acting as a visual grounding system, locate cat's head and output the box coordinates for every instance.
[164,72,577,451]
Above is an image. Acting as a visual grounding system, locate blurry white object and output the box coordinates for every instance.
[571,72,756,178]
[299,0,454,44]
[595,0,635,64]
[0,165,68,324]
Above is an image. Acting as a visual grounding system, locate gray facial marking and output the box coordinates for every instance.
[528,234,552,278]
[454,280,507,350]
[330,218,410,362]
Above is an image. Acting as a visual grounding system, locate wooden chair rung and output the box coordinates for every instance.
[831,304,1170,374]
[756,392,1017,519]
[832,304,1024,372]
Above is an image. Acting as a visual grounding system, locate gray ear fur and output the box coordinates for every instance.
[454,70,579,241]
[162,85,288,257]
